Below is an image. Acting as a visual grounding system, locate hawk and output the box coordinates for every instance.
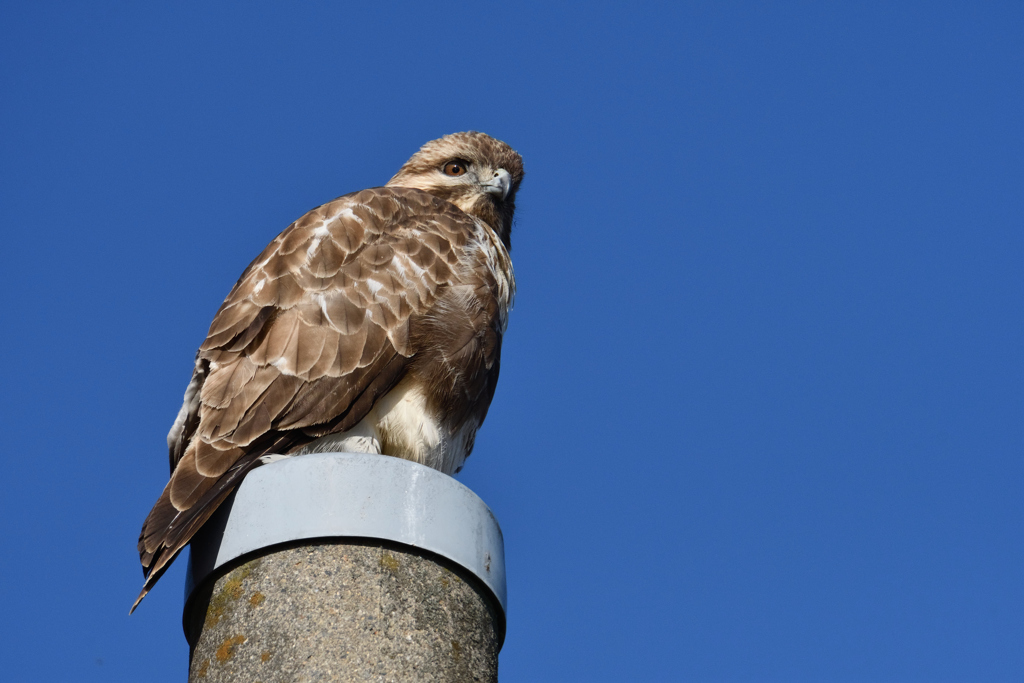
[133,132,523,612]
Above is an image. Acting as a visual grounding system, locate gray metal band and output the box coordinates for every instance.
[183,452,507,617]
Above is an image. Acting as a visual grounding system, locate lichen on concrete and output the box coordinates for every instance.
[187,541,499,682]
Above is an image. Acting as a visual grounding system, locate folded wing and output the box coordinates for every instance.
[134,187,476,611]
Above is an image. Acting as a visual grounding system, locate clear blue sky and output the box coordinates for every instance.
[1,2,1021,681]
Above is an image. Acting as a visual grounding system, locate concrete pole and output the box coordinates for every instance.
[181,453,507,683]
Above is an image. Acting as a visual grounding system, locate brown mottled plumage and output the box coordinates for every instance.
[133,132,523,612]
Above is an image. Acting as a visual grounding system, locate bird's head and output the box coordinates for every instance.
[387,132,524,249]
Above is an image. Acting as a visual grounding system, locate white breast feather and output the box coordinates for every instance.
[296,377,469,475]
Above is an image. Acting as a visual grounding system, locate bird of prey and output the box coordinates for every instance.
[133,132,523,612]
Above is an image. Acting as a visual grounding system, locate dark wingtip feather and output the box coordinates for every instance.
[131,450,269,613]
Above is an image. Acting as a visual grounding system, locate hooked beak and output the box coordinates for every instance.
[482,168,512,200]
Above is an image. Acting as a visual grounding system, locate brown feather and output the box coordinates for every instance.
[322,292,365,335]
[168,447,218,510]
[201,358,256,409]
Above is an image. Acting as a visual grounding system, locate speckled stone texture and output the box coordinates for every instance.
[186,541,500,682]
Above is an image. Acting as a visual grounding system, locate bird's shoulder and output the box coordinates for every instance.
[199,186,482,362]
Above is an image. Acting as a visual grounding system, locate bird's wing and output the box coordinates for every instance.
[135,186,475,611]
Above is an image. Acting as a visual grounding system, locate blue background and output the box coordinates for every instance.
[1,2,1021,681]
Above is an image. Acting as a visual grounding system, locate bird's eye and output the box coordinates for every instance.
[443,160,470,177]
